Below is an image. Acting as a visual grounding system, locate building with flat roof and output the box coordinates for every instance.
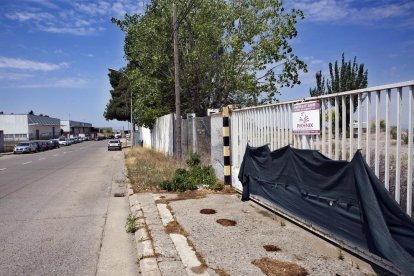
[61,120,93,137]
[0,114,60,141]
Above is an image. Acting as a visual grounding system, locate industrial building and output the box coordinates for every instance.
[61,120,93,137]
[0,114,60,141]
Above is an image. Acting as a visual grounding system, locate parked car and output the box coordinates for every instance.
[13,142,37,154]
[107,139,122,151]
[47,140,60,149]
[58,137,69,146]
[36,141,49,151]
[33,141,42,152]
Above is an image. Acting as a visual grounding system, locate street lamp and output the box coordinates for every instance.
[108,68,134,147]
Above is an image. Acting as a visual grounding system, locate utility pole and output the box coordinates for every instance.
[173,3,182,160]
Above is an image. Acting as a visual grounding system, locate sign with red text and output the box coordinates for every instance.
[292,101,320,135]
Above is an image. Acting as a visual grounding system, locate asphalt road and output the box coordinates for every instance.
[0,140,133,275]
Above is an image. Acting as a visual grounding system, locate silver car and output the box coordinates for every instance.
[13,142,37,154]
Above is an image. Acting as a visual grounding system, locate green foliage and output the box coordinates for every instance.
[390,126,397,140]
[159,153,222,191]
[186,152,201,167]
[125,213,138,233]
[370,120,386,132]
[310,53,368,130]
[104,69,131,122]
[111,0,307,128]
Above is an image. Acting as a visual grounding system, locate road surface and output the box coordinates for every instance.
[0,140,137,275]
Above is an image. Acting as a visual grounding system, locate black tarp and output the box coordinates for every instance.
[238,144,414,275]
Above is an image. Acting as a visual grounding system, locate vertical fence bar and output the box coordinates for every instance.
[289,105,293,145]
[385,89,391,190]
[349,95,354,159]
[342,96,346,160]
[285,105,289,145]
[375,91,381,176]
[357,93,362,150]
[407,86,413,215]
[335,97,339,159]
[277,105,282,149]
[272,107,277,150]
[396,88,402,203]
[328,100,332,158]
[366,92,371,166]
[322,99,326,155]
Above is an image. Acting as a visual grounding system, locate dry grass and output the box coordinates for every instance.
[252,257,308,276]
[165,221,188,236]
[125,147,181,192]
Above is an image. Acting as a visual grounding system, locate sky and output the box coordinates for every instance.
[0,0,413,129]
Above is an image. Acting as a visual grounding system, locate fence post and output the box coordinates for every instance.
[223,106,231,185]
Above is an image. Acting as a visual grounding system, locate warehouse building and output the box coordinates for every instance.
[0,114,60,141]
[61,120,93,137]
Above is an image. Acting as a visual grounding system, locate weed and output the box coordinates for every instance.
[338,242,344,260]
[280,220,286,227]
[125,213,139,233]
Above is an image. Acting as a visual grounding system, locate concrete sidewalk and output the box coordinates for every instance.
[127,189,379,276]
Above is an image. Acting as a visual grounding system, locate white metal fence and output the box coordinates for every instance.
[230,80,414,216]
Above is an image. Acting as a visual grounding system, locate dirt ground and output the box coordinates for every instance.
[163,193,385,276]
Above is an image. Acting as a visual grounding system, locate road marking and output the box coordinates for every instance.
[38,158,45,161]
[22,161,32,165]
[0,168,6,171]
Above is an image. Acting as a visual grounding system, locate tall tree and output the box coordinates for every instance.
[309,53,368,129]
[104,69,131,122]
[111,0,307,128]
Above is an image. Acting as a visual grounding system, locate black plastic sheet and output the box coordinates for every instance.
[239,144,414,274]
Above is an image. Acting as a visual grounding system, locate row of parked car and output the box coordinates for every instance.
[13,136,89,154]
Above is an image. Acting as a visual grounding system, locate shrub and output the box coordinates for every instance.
[159,154,223,192]
[125,213,138,233]
[390,126,397,139]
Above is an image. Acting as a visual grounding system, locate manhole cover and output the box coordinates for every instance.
[200,209,216,214]
[216,219,236,226]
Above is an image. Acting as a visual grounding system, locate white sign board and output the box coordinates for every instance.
[292,101,320,135]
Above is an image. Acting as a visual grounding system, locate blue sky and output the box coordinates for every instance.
[0,0,413,129]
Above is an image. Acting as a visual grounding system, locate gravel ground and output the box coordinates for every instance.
[168,193,378,276]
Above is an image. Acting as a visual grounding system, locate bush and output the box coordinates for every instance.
[390,126,397,140]
[159,153,223,192]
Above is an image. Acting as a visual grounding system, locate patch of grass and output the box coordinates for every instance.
[125,147,180,192]
[165,221,188,236]
[338,242,344,260]
[160,153,223,192]
[252,257,308,276]
[125,213,139,233]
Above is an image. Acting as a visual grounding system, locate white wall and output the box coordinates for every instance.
[151,114,174,156]
[28,125,58,139]
[210,114,224,181]
[0,115,29,135]
[141,127,152,149]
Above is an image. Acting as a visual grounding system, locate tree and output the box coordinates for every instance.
[309,53,368,129]
[28,110,34,115]
[110,0,307,128]
[104,69,131,122]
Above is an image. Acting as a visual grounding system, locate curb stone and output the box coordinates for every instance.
[127,184,162,276]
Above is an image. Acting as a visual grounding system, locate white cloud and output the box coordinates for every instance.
[0,72,33,80]
[290,0,414,26]
[5,11,55,22]
[0,56,68,71]
[15,78,87,88]
[43,26,98,36]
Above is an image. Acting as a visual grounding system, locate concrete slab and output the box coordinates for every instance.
[170,233,209,276]
[157,203,174,226]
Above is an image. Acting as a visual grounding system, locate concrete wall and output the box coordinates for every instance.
[28,125,59,139]
[0,130,4,153]
[210,114,224,181]
[151,114,174,156]
[0,115,29,138]
[141,127,152,149]
[181,117,211,163]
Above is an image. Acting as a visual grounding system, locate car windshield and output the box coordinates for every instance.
[109,140,119,143]
[59,138,66,141]
[17,142,29,146]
